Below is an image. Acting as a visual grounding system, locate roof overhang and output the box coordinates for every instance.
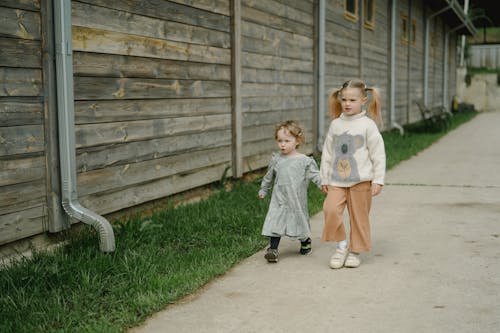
[427,0,476,35]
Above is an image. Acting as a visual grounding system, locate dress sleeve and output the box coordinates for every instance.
[306,157,321,188]
[258,153,278,197]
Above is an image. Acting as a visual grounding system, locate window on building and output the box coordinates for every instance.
[344,0,358,22]
[364,0,375,30]
[401,14,409,44]
[411,19,417,45]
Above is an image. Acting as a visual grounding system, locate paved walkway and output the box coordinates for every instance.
[131,111,500,333]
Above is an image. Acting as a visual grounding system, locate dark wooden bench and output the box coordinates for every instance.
[415,100,452,131]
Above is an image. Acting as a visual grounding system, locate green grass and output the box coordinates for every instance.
[0,111,477,333]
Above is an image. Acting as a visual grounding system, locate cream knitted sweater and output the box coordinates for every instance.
[320,111,386,187]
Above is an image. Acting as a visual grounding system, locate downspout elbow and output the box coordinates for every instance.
[61,199,115,252]
[391,121,404,136]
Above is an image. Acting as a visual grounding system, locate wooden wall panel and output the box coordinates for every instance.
[241,0,315,172]
[0,2,48,245]
[76,0,230,32]
[71,0,233,214]
[0,205,46,246]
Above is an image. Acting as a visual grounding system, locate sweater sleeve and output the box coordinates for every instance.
[258,153,278,197]
[366,121,386,185]
[320,122,335,185]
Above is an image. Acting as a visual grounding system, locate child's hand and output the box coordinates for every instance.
[321,185,329,194]
[371,183,382,196]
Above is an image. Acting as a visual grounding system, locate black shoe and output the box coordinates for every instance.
[300,238,312,255]
[264,248,279,263]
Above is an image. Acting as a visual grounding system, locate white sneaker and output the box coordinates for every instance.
[344,252,361,268]
[329,247,348,269]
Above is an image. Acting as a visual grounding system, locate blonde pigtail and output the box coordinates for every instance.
[365,87,383,126]
[328,88,343,119]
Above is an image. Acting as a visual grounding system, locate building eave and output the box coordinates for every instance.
[427,0,476,35]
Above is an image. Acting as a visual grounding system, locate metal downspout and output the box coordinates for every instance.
[443,25,449,109]
[444,22,467,109]
[459,0,470,67]
[317,0,326,151]
[53,0,115,252]
[390,0,403,135]
[424,0,455,105]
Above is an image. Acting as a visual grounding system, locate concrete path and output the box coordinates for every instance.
[131,111,500,333]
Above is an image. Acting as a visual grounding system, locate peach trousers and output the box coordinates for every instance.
[321,181,372,253]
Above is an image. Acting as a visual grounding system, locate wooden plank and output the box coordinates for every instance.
[242,19,314,46]
[78,146,230,196]
[242,67,313,85]
[241,95,313,112]
[243,138,276,157]
[72,26,231,65]
[242,151,270,173]
[242,20,314,56]
[0,99,43,126]
[0,1,40,11]
[0,179,45,209]
[273,0,314,14]
[242,124,274,142]
[241,83,313,98]
[242,0,314,26]
[242,51,313,72]
[75,114,230,148]
[76,0,231,32]
[0,125,44,156]
[74,77,231,100]
[169,0,231,16]
[241,6,313,38]
[0,6,40,40]
[325,40,359,58]
[0,68,42,97]
[325,53,360,67]
[75,97,231,123]
[243,117,313,144]
[242,108,313,127]
[72,2,230,48]
[76,129,232,172]
[80,163,232,215]
[0,197,47,217]
[0,205,46,246]
[73,52,230,81]
[242,35,313,61]
[0,155,45,186]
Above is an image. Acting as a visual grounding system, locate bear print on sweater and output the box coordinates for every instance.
[332,131,364,182]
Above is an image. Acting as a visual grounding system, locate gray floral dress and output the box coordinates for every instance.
[259,153,321,239]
